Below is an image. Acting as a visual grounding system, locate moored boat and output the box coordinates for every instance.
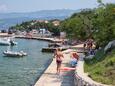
[0,37,17,46]
[3,50,27,57]
[0,38,10,45]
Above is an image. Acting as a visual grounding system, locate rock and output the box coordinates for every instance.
[104,40,115,53]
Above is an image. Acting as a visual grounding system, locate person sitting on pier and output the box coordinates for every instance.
[70,51,79,67]
[54,48,64,74]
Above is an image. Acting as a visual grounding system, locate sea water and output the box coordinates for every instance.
[0,38,52,86]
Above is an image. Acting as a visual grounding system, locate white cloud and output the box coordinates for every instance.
[0,4,8,13]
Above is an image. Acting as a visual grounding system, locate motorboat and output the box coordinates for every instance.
[0,37,17,46]
[0,38,10,45]
[20,51,27,56]
[3,50,27,57]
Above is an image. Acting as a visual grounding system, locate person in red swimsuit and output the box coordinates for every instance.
[54,48,64,74]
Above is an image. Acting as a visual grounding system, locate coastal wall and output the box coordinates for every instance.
[15,35,63,43]
[74,53,110,86]
[0,33,11,37]
[34,57,60,86]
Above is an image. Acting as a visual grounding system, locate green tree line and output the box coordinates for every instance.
[60,3,115,46]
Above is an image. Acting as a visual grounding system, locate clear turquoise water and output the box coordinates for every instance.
[0,38,52,86]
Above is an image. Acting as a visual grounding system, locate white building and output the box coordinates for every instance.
[39,28,51,37]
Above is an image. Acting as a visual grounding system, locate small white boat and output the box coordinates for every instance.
[0,38,10,45]
[3,50,27,57]
[0,37,17,46]
[20,51,27,56]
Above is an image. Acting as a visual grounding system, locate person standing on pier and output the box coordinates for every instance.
[54,48,64,74]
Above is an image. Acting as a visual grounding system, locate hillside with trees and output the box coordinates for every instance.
[60,3,115,47]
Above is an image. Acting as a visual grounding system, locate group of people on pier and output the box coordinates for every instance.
[53,38,95,74]
[83,39,95,55]
[83,39,94,50]
[54,48,79,74]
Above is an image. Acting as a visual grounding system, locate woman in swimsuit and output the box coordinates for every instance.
[54,48,64,74]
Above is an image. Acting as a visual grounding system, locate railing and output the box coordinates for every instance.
[74,72,103,86]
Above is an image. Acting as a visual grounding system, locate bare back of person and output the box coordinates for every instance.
[56,51,63,61]
[54,49,64,74]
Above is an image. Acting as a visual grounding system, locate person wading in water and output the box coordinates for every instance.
[54,48,64,74]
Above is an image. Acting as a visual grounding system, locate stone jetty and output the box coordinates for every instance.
[34,49,75,86]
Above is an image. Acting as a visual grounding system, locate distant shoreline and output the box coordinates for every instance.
[0,33,63,43]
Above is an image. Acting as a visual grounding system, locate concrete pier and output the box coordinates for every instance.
[34,49,75,86]
[35,44,110,86]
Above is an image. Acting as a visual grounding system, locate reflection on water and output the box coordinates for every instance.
[0,38,52,86]
[6,46,13,51]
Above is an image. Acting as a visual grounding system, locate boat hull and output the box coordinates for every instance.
[0,38,17,46]
[0,42,10,46]
[3,51,27,57]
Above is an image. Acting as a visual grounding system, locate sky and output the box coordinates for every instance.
[0,0,115,13]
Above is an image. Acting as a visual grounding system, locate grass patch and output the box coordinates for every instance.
[84,49,115,85]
